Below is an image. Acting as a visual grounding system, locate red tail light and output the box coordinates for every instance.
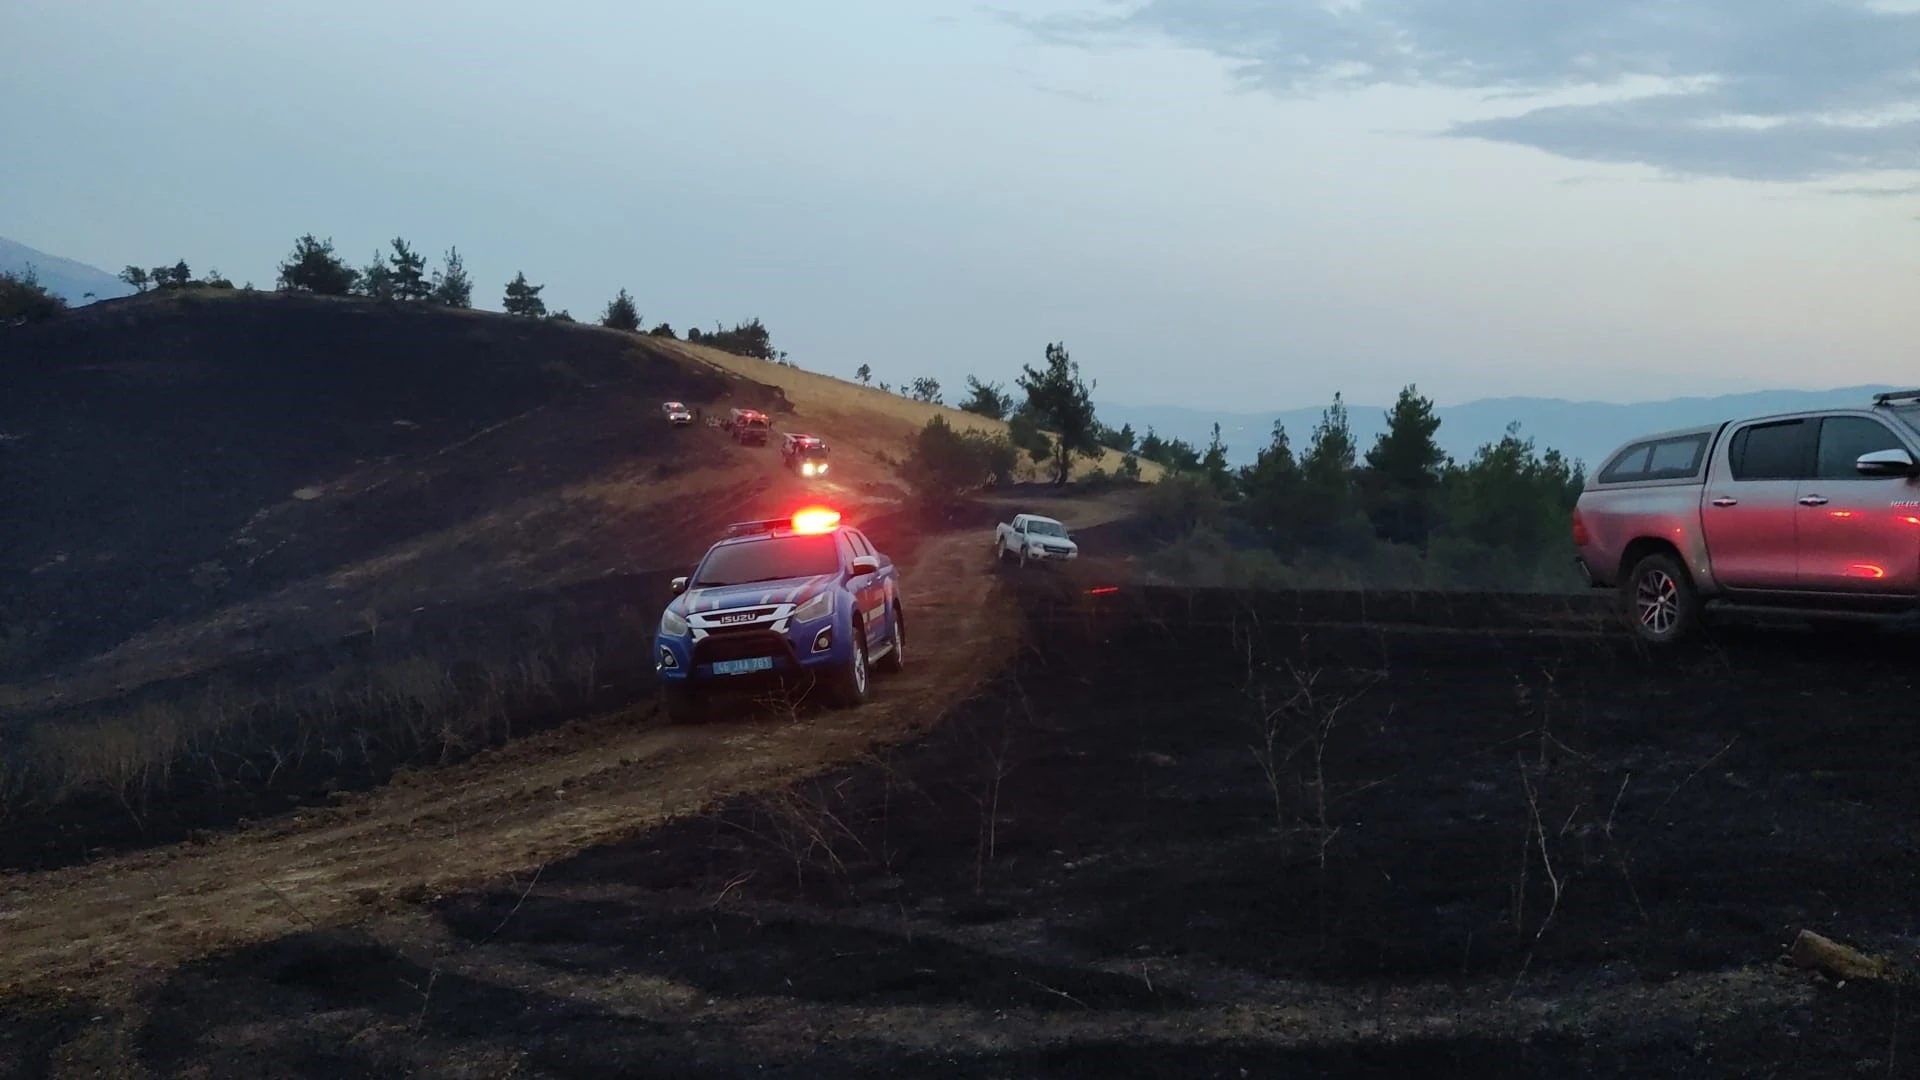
[1571,509,1590,547]
[1087,586,1120,595]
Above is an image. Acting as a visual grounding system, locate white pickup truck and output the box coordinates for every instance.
[994,513,1079,567]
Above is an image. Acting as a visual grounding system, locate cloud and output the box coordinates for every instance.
[1823,180,1920,197]
[1028,1,1920,181]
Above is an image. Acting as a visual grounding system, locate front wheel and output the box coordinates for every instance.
[877,607,905,673]
[827,625,871,708]
[1622,553,1700,645]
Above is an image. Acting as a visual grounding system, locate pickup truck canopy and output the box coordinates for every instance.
[1011,515,1067,536]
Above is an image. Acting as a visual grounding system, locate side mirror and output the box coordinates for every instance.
[1855,448,1918,477]
[849,556,880,576]
[670,576,688,595]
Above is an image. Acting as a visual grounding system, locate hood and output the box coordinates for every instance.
[680,574,836,615]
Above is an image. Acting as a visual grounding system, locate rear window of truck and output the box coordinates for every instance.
[1598,433,1709,484]
[1728,419,1811,481]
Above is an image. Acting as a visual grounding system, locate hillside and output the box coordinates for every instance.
[1101,384,1905,469]
[0,290,1137,720]
[669,339,1163,481]
[0,291,813,712]
[0,235,134,305]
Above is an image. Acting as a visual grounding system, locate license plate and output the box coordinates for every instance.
[711,657,774,675]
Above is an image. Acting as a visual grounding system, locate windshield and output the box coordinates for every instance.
[693,534,839,587]
[1025,520,1066,538]
[1892,405,1920,437]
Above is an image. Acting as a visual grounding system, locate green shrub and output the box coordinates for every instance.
[900,416,1017,505]
[1140,473,1225,538]
[0,267,66,324]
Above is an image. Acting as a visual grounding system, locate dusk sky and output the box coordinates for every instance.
[5,0,1917,411]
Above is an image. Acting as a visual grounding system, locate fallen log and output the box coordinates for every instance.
[1789,929,1893,983]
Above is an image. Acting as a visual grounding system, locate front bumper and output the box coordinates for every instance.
[1027,546,1078,561]
[656,618,847,690]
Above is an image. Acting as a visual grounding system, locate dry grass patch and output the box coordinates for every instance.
[0,629,609,860]
[660,338,1163,481]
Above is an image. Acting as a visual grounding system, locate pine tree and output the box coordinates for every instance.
[1238,420,1299,545]
[1364,384,1447,546]
[360,251,395,300]
[388,238,429,301]
[1297,393,1359,545]
[429,247,472,307]
[1200,422,1234,496]
[276,234,358,295]
[502,272,546,318]
[1015,342,1099,484]
[958,376,1010,420]
[600,288,640,331]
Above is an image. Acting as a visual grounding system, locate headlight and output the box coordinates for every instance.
[802,462,817,476]
[792,590,832,623]
[660,607,688,636]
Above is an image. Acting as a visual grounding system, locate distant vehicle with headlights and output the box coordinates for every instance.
[727,407,771,446]
[654,508,905,723]
[1573,389,1920,645]
[781,433,832,478]
[662,401,693,426]
[994,513,1079,567]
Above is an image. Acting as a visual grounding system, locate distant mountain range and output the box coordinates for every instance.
[1098,385,1907,471]
[0,236,133,305]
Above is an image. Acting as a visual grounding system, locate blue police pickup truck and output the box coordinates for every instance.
[654,507,905,723]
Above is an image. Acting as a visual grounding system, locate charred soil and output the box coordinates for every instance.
[0,291,858,870]
[11,585,1914,1077]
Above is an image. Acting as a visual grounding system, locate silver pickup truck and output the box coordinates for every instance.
[1574,389,1920,643]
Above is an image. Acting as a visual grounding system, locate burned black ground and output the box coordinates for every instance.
[14,585,1910,1077]
[0,291,765,680]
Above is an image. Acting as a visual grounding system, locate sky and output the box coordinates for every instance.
[4,0,1918,412]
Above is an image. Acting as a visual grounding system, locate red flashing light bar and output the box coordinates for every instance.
[790,507,841,534]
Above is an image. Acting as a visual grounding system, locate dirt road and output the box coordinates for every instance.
[0,525,1017,1001]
